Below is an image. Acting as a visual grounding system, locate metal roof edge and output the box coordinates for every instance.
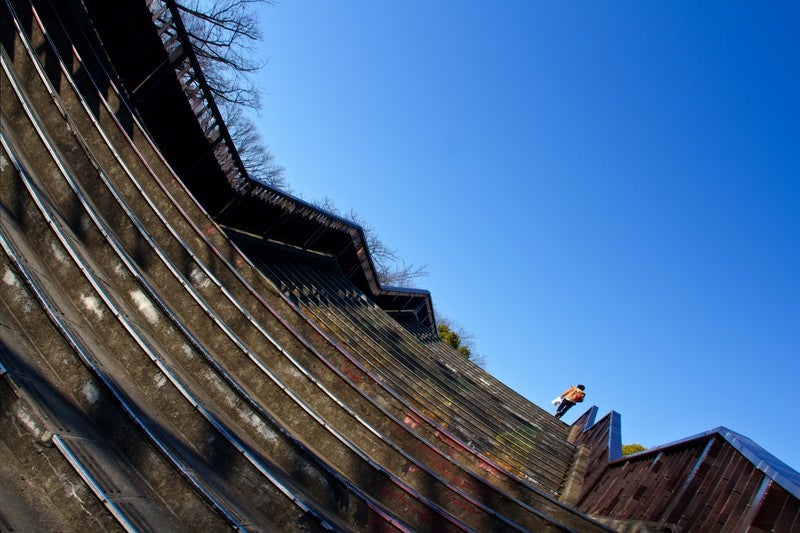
[378,285,432,296]
[574,408,623,461]
[607,411,623,461]
[244,181,383,295]
[576,405,600,431]
[716,426,800,501]
[248,180,366,234]
[142,2,385,299]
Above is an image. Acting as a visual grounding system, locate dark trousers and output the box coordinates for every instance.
[555,399,575,419]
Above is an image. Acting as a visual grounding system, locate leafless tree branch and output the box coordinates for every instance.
[175,0,268,107]
[312,197,428,287]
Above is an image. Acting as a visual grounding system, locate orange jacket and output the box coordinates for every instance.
[561,386,585,403]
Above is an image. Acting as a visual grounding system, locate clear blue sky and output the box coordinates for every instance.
[251,2,800,472]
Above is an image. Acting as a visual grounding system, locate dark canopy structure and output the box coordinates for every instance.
[80,0,435,333]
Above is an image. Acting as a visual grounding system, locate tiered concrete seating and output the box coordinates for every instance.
[249,246,579,491]
[0,241,225,532]
[0,0,610,529]
[2,4,412,529]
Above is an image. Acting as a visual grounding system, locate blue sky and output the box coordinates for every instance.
[252,2,800,472]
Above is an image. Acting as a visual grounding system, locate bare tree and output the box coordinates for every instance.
[379,261,430,288]
[168,0,289,192]
[222,103,289,190]
[171,2,427,288]
[314,197,428,287]
[173,0,269,108]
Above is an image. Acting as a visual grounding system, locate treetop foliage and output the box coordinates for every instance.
[622,443,647,456]
[437,315,486,368]
[438,324,469,357]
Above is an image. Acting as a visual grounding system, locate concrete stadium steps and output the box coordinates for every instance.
[0,9,545,531]
[363,287,573,459]
[1,47,403,531]
[0,258,214,532]
[245,248,615,527]
[1,0,612,530]
[37,0,584,508]
[0,114,343,531]
[0,374,121,532]
[326,268,565,448]
[404,316,568,436]
[401,317,585,472]
[0,6,568,520]
[331,275,574,466]
[37,0,564,474]
[14,2,608,528]
[232,233,608,532]
[255,251,576,488]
